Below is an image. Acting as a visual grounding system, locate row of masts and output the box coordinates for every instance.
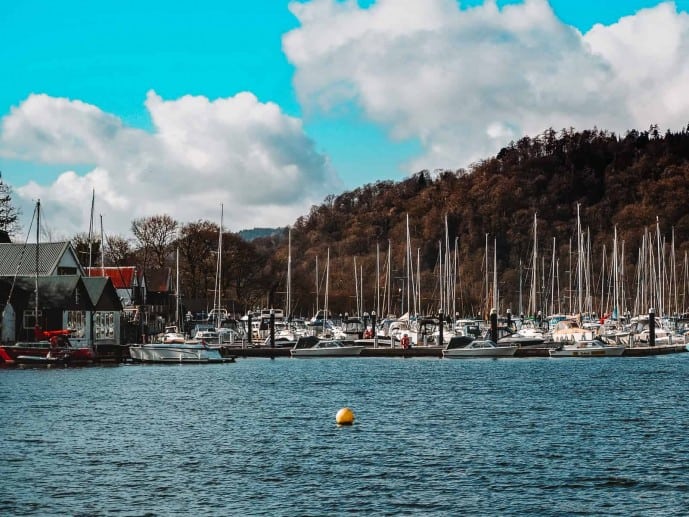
[306,207,689,322]
[80,196,689,322]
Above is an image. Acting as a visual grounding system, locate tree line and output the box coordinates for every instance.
[3,125,689,318]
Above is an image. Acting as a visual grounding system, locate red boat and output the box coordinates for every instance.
[0,327,94,365]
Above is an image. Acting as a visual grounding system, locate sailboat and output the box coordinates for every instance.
[128,207,233,363]
[160,248,186,344]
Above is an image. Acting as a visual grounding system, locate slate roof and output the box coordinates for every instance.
[0,242,73,276]
[146,268,172,293]
[82,277,123,311]
[12,276,94,310]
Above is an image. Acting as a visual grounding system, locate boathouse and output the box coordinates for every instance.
[0,241,122,345]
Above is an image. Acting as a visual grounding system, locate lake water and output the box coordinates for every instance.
[2,355,689,516]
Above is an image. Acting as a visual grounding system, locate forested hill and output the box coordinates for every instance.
[271,127,689,316]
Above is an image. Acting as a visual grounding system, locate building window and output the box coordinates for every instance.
[57,267,78,275]
[23,310,42,329]
[66,311,86,338]
[94,312,115,340]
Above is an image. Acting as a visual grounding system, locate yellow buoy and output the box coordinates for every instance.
[336,407,355,425]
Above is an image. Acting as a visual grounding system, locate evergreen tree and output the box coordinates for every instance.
[0,172,21,237]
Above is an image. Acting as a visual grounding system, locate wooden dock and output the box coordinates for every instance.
[218,343,688,359]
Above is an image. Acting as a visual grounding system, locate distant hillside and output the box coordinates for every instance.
[254,126,689,318]
[238,227,285,241]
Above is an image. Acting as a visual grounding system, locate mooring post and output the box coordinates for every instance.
[438,310,444,347]
[247,312,252,346]
[506,308,512,330]
[490,308,498,343]
[649,307,656,347]
[371,311,377,348]
[269,309,275,348]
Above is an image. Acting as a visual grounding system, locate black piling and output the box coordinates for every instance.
[269,309,275,348]
[649,307,656,347]
[247,312,253,346]
[490,308,498,343]
[439,310,444,347]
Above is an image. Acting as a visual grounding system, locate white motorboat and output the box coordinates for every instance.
[129,342,233,363]
[442,338,518,358]
[548,339,625,357]
[160,325,186,344]
[291,337,365,357]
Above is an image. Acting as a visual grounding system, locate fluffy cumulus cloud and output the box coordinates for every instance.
[0,91,340,238]
[284,0,689,172]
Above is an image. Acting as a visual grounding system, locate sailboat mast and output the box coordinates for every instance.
[175,247,180,326]
[577,204,583,315]
[324,248,330,333]
[88,189,94,270]
[376,243,380,317]
[35,199,40,331]
[531,213,538,317]
[551,237,556,317]
[100,215,105,275]
[216,204,223,328]
[287,228,292,319]
[485,233,489,318]
[493,238,498,315]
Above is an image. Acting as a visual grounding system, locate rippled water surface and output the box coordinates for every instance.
[2,355,689,515]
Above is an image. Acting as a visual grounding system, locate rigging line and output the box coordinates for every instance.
[2,203,38,321]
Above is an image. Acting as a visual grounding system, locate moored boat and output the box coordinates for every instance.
[548,338,625,357]
[442,337,518,358]
[0,329,94,365]
[290,336,364,357]
[128,342,233,363]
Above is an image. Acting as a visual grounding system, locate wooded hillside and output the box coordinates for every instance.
[262,126,689,318]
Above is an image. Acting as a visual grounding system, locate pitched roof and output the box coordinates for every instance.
[12,276,94,310]
[145,268,172,293]
[0,242,73,276]
[82,277,124,311]
[86,266,137,289]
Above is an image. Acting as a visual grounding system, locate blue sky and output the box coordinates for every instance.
[1,0,689,238]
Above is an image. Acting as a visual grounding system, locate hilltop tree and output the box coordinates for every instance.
[0,173,21,237]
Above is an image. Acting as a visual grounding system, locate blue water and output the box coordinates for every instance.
[2,355,689,516]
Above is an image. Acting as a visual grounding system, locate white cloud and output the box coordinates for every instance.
[284,0,689,172]
[0,91,340,239]
[584,2,689,130]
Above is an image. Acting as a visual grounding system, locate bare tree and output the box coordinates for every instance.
[131,214,178,269]
[105,235,134,266]
[0,172,21,237]
[71,232,101,268]
[178,220,219,300]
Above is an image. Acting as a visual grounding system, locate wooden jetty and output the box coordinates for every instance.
[218,343,688,359]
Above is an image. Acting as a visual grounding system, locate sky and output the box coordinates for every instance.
[2,0,689,240]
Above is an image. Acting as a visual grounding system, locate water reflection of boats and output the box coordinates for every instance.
[291,336,364,357]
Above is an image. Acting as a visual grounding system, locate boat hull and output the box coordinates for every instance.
[549,345,625,357]
[443,346,518,358]
[290,346,365,357]
[1,343,94,364]
[129,343,231,363]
